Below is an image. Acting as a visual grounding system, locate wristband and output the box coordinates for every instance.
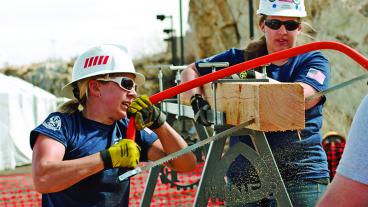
[239,70,256,79]
[100,150,113,169]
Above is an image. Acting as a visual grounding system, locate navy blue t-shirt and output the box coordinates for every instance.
[30,111,158,207]
[195,48,330,183]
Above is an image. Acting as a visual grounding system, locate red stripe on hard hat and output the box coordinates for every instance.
[84,58,90,68]
[92,56,98,66]
[88,57,94,67]
[103,56,110,64]
[97,56,104,65]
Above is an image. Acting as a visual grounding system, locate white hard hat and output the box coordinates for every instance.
[257,0,307,17]
[61,44,145,99]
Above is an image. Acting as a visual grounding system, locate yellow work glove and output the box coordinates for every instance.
[128,95,166,130]
[100,139,141,169]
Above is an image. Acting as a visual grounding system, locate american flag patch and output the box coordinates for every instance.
[144,127,154,134]
[306,68,326,84]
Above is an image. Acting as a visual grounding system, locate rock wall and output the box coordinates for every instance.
[1,60,73,97]
[0,54,172,98]
[187,0,368,136]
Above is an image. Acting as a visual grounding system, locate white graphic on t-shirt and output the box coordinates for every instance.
[42,115,61,131]
[113,137,122,144]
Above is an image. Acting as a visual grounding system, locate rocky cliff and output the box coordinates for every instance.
[187,0,368,136]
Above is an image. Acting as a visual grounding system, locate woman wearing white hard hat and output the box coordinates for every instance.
[30,44,196,206]
[181,0,330,206]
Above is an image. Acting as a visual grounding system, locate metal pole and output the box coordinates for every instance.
[170,16,176,65]
[158,68,164,110]
[179,0,184,64]
[173,33,178,65]
[249,0,254,39]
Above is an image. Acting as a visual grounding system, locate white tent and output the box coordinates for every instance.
[0,73,59,171]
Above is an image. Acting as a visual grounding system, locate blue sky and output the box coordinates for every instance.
[0,0,189,67]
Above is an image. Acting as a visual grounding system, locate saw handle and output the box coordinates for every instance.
[126,117,136,140]
[126,41,368,140]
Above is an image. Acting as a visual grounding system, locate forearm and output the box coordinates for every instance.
[180,63,203,102]
[33,153,104,193]
[154,122,196,172]
[297,82,321,110]
[317,174,368,207]
[255,72,320,110]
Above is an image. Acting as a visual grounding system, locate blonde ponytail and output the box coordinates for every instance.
[58,74,110,114]
[58,79,89,114]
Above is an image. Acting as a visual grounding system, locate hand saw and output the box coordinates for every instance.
[118,71,368,182]
[126,41,368,140]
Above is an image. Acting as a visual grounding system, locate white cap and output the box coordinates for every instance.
[257,0,307,17]
[61,44,145,99]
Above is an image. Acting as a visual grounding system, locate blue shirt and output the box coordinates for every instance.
[195,48,330,182]
[30,112,158,207]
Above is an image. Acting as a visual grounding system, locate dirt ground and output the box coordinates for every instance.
[0,164,32,175]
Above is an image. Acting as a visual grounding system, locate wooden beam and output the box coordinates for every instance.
[199,82,305,132]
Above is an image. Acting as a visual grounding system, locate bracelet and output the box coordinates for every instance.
[239,70,256,79]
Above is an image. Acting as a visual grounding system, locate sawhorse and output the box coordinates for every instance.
[194,125,292,206]
[139,103,292,206]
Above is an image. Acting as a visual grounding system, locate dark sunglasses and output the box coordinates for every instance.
[264,19,300,31]
[96,77,136,91]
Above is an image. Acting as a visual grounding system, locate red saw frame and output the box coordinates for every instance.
[127,41,368,140]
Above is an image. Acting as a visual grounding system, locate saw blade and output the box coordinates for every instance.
[118,72,368,182]
[118,119,255,182]
[306,73,368,101]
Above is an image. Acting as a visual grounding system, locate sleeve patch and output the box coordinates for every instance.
[42,115,61,131]
[306,68,326,85]
[144,128,153,134]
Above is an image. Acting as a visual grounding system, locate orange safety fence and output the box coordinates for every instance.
[0,163,223,206]
[0,174,41,207]
[129,163,224,206]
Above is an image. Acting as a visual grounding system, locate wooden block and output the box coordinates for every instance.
[202,82,305,132]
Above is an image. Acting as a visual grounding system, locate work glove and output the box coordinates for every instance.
[190,94,213,126]
[128,95,166,130]
[100,139,141,169]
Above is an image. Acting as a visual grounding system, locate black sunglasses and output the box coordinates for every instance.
[264,19,300,31]
[96,77,136,91]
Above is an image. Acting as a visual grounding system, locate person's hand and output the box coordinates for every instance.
[128,95,166,130]
[190,94,213,126]
[100,139,141,169]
